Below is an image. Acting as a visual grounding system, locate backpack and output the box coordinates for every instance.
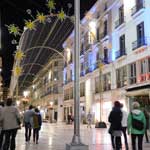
[131,113,144,130]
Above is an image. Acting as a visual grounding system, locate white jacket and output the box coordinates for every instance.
[121,110,128,127]
[2,106,20,130]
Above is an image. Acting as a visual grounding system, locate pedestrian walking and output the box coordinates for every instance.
[120,103,129,150]
[1,98,21,150]
[23,105,35,142]
[127,102,146,150]
[0,101,4,149]
[30,108,42,144]
[108,101,122,150]
[87,112,92,128]
[143,109,149,143]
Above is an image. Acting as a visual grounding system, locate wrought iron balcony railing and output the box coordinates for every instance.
[132,37,147,50]
[115,17,125,29]
[115,49,126,59]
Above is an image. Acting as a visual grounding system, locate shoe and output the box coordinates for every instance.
[36,141,38,144]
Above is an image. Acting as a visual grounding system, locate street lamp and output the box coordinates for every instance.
[66,0,88,149]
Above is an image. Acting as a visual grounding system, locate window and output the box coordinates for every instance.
[80,82,85,97]
[129,63,136,84]
[54,61,58,66]
[53,71,59,80]
[104,20,108,37]
[132,22,145,50]
[115,5,124,28]
[95,77,99,93]
[80,63,84,76]
[131,0,144,16]
[119,5,124,23]
[116,66,127,88]
[64,89,69,100]
[137,22,145,46]
[103,47,108,63]
[70,87,73,99]
[139,58,149,82]
[140,59,147,74]
[103,73,111,91]
[96,27,100,41]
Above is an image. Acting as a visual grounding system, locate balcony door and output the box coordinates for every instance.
[137,22,144,46]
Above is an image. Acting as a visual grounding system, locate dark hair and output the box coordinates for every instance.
[6,98,13,106]
[29,105,33,110]
[0,101,4,107]
[114,101,121,108]
[35,108,39,113]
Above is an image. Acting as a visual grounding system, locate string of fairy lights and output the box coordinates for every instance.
[6,0,74,94]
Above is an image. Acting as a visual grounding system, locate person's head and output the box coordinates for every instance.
[132,101,140,109]
[114,101,121,108]
[0,101,4,107]
[29,105,33,110]
[35,108,39,113]
[6,98,13,106]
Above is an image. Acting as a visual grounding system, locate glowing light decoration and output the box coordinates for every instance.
[25,20,36,30]
[36,12,46,24]
[15,50,25,60]
[58,9,66,21]
[6,24,20,37]
[14,66,22,76]
[47,0,56,13]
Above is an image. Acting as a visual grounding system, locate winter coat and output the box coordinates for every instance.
[127,109,146,135]
[108,107,122,131]
[2,106,20,130]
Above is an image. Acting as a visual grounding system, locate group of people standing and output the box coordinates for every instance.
[108,101,149,150]
[0,98,42,150]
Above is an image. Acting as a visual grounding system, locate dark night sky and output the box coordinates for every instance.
[0,0,97,87]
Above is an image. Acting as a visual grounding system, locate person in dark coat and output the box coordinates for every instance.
[108,101,122,150]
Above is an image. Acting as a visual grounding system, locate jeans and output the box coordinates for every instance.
[122,127,128,149]
[131,134,144,150]
[25,122,32,141]
[33,128,40,143]
[3,129,17,150]
[0,130,4,149]
[111,135,122,150]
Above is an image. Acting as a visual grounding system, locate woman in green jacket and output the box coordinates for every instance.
[127,102,146,150]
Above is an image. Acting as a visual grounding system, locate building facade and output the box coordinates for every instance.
[29,54,64,122]
[63,0,150,123]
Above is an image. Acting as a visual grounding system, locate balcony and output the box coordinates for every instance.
[131,2,144,16]
[115,49,126,59]
[115,17,125,29]
[102,57,110,64]
[132,37,146,50]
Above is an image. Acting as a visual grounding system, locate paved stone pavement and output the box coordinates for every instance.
[15,123,150,150]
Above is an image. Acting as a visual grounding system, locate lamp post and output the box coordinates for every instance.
[95,58,107,128]
[66,0,88,149]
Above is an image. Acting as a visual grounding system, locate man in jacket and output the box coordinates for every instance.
[23,105,35,142]
[128,102,146,150]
